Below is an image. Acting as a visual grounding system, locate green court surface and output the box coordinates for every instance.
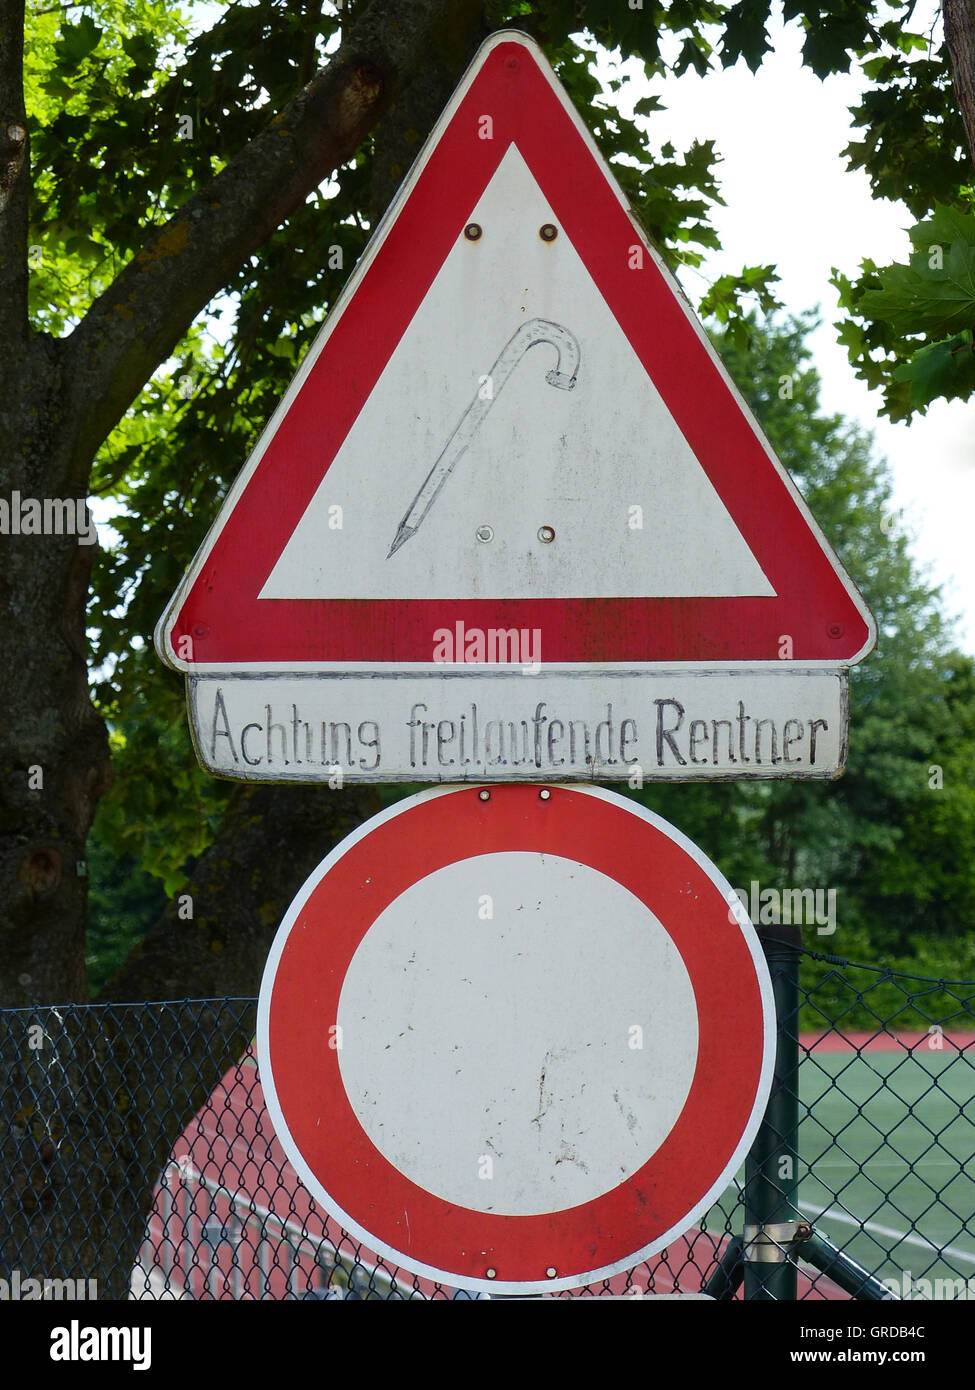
[706,1049,975,1297]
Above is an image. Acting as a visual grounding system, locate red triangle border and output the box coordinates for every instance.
[161,36,874,668]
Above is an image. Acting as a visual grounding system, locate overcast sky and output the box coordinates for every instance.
[599,12,973,652]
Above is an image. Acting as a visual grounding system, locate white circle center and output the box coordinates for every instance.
[337,851,698,1215]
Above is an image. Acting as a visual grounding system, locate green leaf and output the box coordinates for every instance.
[858,204,975,339]
[721,0,773,71]
[122,33,158,69]
[58,16,103,64]
[674,37,711,77]
[699,264,782,332]
[891,332,975,413]
[909,202,975,256]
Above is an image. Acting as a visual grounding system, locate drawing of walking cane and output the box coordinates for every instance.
[387,318,580,558]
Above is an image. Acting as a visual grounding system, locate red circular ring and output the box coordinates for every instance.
[262,785,768,1287]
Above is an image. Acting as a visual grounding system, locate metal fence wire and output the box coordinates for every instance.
[2,940,974,1301]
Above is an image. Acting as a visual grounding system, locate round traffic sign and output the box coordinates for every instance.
[257,784,774,1294]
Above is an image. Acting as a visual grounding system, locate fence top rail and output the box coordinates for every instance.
[3,955,975,1019]
[0,996,260,1016]
[759,939,975,990]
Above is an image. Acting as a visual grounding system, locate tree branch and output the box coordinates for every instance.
[944,0,975,171]
[0,0,28,341]
[63,0,487,487]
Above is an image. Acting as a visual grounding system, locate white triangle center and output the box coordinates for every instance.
[260,146,775,601]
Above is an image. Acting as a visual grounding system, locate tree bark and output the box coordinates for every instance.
[944,0,975,170]
[0,0,28,337]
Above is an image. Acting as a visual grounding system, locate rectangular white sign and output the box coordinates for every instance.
[188,668,847,783]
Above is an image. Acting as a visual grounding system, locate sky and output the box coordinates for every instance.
[599,12,974,652]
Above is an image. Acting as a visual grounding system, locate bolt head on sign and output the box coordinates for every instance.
[257,784,775,1294]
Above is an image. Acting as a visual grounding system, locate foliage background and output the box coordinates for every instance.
[17,0,974,1014]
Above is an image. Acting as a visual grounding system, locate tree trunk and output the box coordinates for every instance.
[944,0,975,170]
[0,337,113,1007]
[1,1,109,1005]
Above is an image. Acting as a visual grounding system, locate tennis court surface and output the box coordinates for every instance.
[701,1031,975,1299]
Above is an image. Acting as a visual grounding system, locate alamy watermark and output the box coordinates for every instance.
[50,1320,151,1371]
[0,1268,97,1300]
[880,1269,975,1300]
[727,880,838,936]
[0,492,97,545]
[433,621,542,675]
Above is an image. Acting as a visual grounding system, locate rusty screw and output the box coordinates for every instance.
[464,223,483,241]
[537,525,555,543]
[539,223,558,242]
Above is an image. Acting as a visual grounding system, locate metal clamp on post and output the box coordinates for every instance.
[743,1222,803,1264]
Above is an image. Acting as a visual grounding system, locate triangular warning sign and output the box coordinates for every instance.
[157,31,874,671]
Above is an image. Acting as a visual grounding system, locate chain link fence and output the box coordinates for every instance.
[2,946,973,1300]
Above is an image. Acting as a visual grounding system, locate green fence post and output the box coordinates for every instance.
[743,921,802,1300]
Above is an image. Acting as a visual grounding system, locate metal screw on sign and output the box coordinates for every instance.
[539,223,558,242]
[464,223,482,241]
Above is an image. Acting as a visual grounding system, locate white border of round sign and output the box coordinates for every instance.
[257,784,776,1295]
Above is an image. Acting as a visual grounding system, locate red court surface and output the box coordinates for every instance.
[800,1031,975,1053]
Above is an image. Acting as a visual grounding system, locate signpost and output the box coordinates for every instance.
[160,29,876,1299]
[156,31,874,785]
[257,783,775,1294]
